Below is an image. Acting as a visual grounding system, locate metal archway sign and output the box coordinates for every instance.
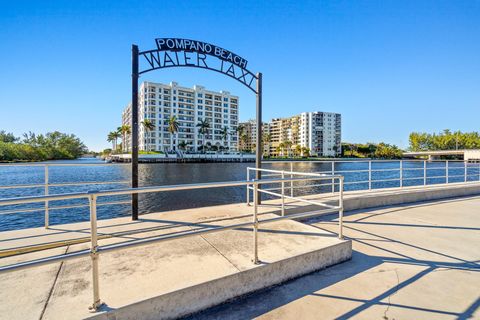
[130,38,263,219]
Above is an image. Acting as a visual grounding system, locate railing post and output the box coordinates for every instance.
[88,193,102,311]
[252,181,259,264]
[339,177,344,240]
[281,171,285,216]
[423,160,427,186]
[446,160,449,183]
[290,162,294,197]
[246,169,250,206]
[331,162,335,193]
[399,160,403,188]
[368,160,372,190]
[44,165,49,229]
[464,161,467,183]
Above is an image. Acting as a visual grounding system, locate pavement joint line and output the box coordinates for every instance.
[38,245,69,320]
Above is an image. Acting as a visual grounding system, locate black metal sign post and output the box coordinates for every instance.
[130,38,262,219]
[131,45,139,220]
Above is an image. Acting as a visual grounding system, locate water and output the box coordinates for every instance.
[0,158,478,231]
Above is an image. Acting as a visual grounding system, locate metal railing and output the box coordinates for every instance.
[0,163,131,228]
[262,160,480,192]
[0,173,343,312]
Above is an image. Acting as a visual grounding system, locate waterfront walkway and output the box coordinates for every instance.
[0,199,350,320]
[190,195,480,320]
[1,185,479,319]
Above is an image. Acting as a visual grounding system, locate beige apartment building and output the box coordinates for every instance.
[240,111,341,157]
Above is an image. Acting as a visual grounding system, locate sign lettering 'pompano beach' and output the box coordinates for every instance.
[139,38,258,93]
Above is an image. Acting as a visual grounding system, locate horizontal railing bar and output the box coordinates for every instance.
[0,207,45,215]
[0,183,45,190]
[0,200,132,215]
[0,180,130,190]
[0,192,90,206]
[0,163,131,167]
[0,248,91,273]
[263,160,468,164]
[48,180,131,187]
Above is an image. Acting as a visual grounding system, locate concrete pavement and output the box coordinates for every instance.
[187,195,480,320]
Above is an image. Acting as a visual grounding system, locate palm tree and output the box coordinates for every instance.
[141,119,156,151]
[167,116,180,151]
[107,131,121,151]
[236,124,245,137]
[275,145,282,156]
[178,141,187,151]
[262,133,271,156]
[196,119,210,151]
[240,134,249,152]
[141,119,155,132]
[294,144,302,157]
[118,125,131,152]
[107,132,115,150]
[278,142,285,156]
[302,147,310,157]
[220,126,229,148]
[284,141,293,157]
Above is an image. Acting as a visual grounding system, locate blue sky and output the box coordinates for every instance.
[1,0,479,151]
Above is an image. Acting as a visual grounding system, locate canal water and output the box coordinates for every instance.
[0,158,478,231]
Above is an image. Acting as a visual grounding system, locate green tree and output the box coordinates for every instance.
[141,119,155,132]
[294,144,302,157]
[374,142,403,159]
[409,130,480,151]
[107,131,121,151]
[284,141,293,157]
[118,125,131,152]
[178,141,187,151]
[220,126,229,147]
[0,131,18,143]
[196,119,210,151]
[167,116,180,150]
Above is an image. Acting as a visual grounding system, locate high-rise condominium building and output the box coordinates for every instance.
[122,81,239,152]
[300,112,341,156]
[240,111,341,157]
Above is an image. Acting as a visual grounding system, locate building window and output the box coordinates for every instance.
[198,93,203,97]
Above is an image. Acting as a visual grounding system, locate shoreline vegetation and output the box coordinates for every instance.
[2,129,479,163]
[102,129,480,161]
[0,131,87,162]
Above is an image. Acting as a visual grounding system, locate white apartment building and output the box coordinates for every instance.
[122,81,239,152]
[300,112,341,156]
[240,111,341,157]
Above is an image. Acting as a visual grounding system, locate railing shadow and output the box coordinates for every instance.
[184,197,480,320]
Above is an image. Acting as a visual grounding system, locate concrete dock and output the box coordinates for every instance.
[0,201,350,320]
